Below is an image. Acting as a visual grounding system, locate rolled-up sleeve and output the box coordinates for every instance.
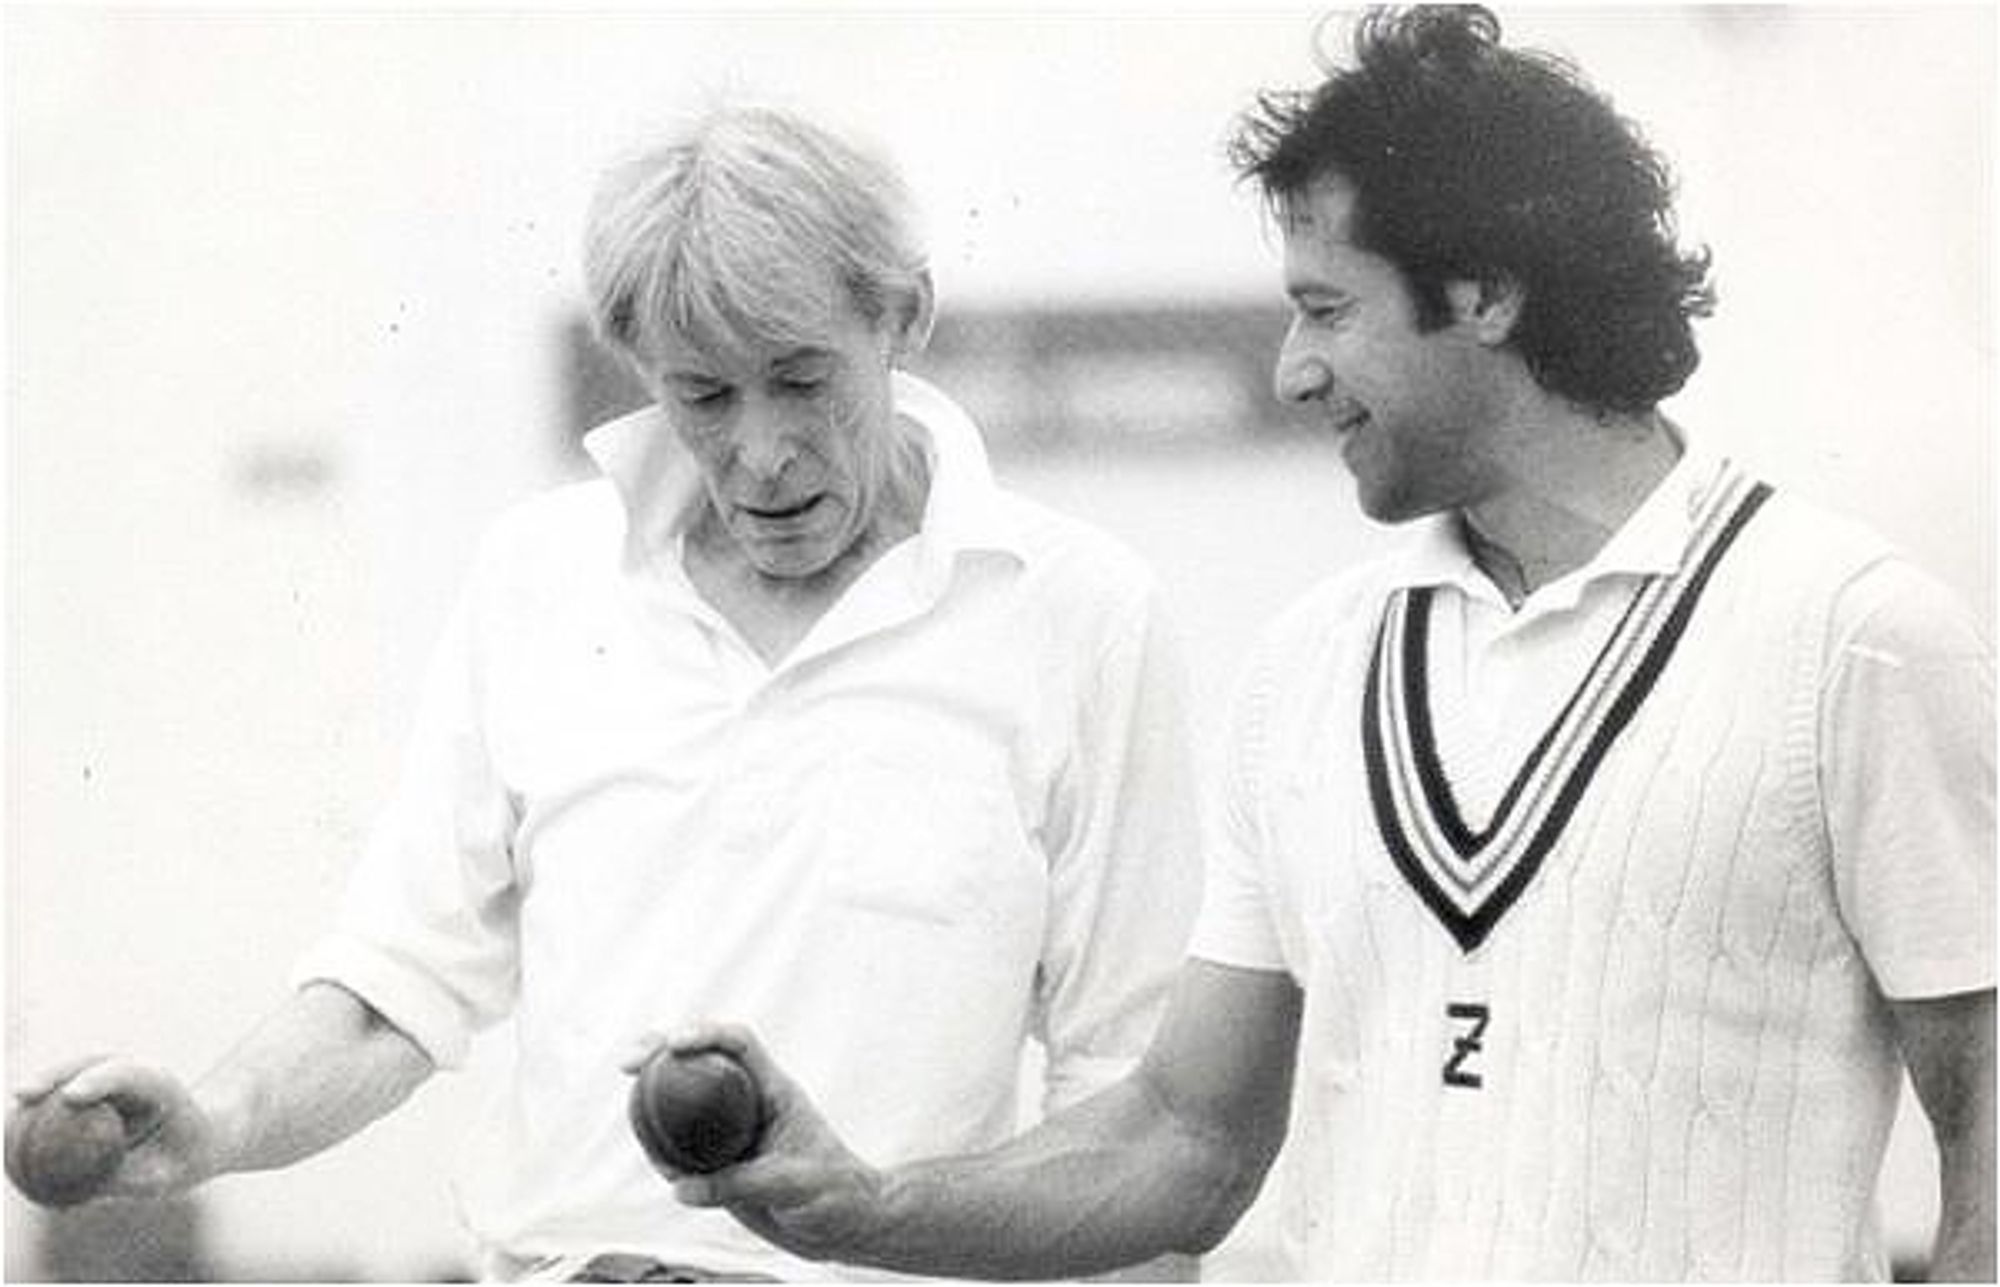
[291,570,523,1069]
[1032,586,1202,1114]
[1823,557,1995,1000]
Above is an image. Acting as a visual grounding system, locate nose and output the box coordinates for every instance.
[731,408,802,483]
[1274,323,1333,405]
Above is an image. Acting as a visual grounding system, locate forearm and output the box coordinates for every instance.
[1912,1095,1992,1287]
[1889,990,1996,1282]
[1926,1114,1995,1280]
[679,966,1298,1279]
[193,981,433,1179]
[856,1072,1267,1280]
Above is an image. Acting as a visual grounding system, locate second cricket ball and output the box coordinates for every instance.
[5,1097,125,1209]
[628,1047,764,1175]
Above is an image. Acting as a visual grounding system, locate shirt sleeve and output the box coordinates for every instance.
[289,561,524,1068]
[1187,632,1291,976]
[1822,556,1995,1000]
[1031,584,1202,1114]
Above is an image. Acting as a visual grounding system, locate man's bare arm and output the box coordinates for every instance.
[1891,989,1995,1282]
[670,960,1302,1280]
[11,981,434,1202]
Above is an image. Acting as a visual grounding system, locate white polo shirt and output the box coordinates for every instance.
[1193,440,1994,1279]
[295,374,1200,1279]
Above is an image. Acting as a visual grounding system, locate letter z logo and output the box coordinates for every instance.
[1442,1002,1490,1089]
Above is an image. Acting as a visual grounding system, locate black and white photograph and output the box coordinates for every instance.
[5,5,1994,1282]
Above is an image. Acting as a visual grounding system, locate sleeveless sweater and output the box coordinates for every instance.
[1227,471,1913,1280]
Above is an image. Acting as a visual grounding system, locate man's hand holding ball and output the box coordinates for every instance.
[621,1025,889,1267]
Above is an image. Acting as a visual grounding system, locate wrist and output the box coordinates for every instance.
[848,1163,917,1271]
[181,1077,251,1186]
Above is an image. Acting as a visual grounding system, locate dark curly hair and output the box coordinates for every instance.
[1230,5,1715,414]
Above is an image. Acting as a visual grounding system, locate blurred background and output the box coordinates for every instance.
[5,4,1993,1281]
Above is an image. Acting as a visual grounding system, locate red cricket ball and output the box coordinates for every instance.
[628,1047,764,1175]
[5,1097,126,1208]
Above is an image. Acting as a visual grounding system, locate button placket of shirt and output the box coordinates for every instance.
[764,537,935,681]
[713,649,790,862]
[1438,593,1609,830]
[705,616,772,704]
[1457,624,1531,829]
[1426,593,1510,828]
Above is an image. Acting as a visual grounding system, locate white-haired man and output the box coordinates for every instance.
[8,104,1201,1282]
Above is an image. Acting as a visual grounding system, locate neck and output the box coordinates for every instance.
[1460,407,1681,608]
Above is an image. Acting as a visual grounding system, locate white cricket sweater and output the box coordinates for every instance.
[1195,460,1994,1280]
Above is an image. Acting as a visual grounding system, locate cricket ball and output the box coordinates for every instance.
[5,1097,125,1208]
[628,1047,764,1175]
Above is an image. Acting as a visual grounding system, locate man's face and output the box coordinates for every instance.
[1272,174,1513,523]
[650,294,905,582]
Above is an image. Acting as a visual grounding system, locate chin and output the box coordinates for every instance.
[1349,468,1442,525]
[732,524,837,578]
[1353,485,1406,524]
[1361,493,1441,527]
[750,552,837,581]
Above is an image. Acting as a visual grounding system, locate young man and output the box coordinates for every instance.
[8,104,1200,1281]
[658,9,1995,1281]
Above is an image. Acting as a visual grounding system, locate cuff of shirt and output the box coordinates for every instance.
[1870,950,1997,1002]
[289,934,476,1069]
[1185,935,1289,977]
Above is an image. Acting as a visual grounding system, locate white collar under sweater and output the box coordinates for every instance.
[1390,426,1728,621]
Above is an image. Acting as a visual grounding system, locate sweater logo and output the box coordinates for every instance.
[1443,1002,1490,1088]
[1361,462,1771,953]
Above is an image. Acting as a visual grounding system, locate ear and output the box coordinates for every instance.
[885,269,937,364]
[1445,276,1524,346]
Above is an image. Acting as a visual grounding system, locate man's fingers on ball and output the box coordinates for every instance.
[671,1153,760,1204]
[618,1029,682,1074]
[671,1175,719,1207]
[693,1029,788,1096]
[663,1023,739,1058]
[686,1153,808,1211]
[13,1054,112,1104]
[56,1057,147,1107]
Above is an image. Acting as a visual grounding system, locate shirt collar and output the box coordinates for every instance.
[893,370,1028,582]
[579,370,1026,583]
[1390,422,1727,613]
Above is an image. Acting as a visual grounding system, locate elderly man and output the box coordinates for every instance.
[657,9,1994,1282]
[9,104,1199,1281]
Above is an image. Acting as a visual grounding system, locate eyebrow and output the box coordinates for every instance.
[1286,282,1351,306]
[660,344,839,386]
[771,347,836,371]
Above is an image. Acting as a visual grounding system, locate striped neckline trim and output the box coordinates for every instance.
[1361,463,1773,952]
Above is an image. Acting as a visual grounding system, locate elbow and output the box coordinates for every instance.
[1170,1136,1282,1256]
[1174,1181,1260,1256]
[301,982,436,1079]
[1176,1211,1243,1258]
[1127,1024,1296,1261]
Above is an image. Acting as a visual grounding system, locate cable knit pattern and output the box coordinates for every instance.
[1223,493,1921,1280]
